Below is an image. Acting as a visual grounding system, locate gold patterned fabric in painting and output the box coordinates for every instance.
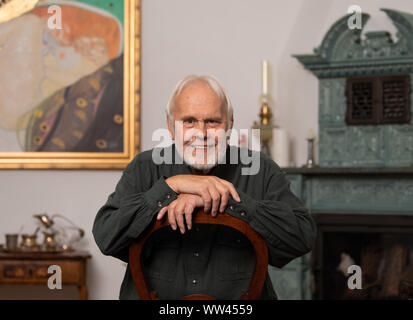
[25,54,124,152]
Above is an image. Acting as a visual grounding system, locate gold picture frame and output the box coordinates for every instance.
[0,0,141,170]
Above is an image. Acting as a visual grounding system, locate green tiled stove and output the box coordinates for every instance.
[268,8,413,299]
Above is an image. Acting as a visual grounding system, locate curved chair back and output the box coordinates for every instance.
[129,210,268,300]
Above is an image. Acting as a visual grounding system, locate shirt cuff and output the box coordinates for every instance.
[225,188,257,223]
[144,176,178,210]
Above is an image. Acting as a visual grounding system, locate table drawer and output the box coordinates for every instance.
[0,260,84,284]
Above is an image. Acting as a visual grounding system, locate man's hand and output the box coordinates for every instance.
[166,175,241,216]
[157,193,204,234]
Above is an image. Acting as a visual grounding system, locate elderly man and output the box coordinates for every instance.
[92,75,317,299]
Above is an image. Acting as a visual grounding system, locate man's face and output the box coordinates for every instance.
[167,82,232,171]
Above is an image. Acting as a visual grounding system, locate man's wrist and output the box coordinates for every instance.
[165,176,179,193]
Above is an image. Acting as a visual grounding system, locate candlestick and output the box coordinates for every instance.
[253,59,274,158]
[262,60,268,96]
[304,132,316,168]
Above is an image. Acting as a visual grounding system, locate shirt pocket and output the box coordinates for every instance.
[142,229,181,282]
[214,227,255,281]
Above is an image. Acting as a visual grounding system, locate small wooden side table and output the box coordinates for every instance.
[0,250,91,300]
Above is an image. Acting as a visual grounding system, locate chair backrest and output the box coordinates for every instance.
[129,210,268,300]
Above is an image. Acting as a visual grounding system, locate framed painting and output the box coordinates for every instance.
[0,0,141,169]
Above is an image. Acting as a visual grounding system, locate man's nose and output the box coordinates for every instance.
[195,121,208,139]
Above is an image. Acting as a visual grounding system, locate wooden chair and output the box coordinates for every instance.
[129,210,268,300]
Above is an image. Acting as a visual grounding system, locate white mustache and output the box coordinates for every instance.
[188,144,216,148]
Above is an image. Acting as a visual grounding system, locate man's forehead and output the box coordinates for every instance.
[177,83,220,103]
[174,88,225,116]
[174,101,225,116]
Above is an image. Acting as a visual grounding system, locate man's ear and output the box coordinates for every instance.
[167,115,174,140]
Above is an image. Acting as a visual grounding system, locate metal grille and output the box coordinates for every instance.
[351,81,374,121]
[382,78,409,122]
[346,75,410,125]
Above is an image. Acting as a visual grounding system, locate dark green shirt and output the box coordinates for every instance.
[92,144,317,299]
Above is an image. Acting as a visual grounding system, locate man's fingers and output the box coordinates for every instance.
[176,212,185,234]
[184,204,194,230]
[157,206,168,220]
[201,191,212,213]
[168,204,177,231]
[213,181,230,213]
[221,180,240,202]
[208,186,220,217]
[219,190,230,213]
[175,201,186,234]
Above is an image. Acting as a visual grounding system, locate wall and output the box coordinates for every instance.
[1,0,413,299]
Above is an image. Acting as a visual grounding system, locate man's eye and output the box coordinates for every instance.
[183,119,195,127]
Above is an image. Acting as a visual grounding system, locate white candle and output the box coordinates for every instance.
[262,60,268,96]
[271,128,289,167]
[307,129,314,140]
[250,129,261,152]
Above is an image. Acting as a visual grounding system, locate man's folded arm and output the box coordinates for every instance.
[92,160,178,262]
[226,169,317,269]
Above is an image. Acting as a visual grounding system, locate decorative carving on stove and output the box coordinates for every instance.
[294,9,413,78]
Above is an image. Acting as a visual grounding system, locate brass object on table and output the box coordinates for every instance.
[253,98,275,157]
[5,234,18,251]
[33,213,85,252]
[20,233,40,252]
[3,213,84,253]
[34,214,53,228]
[42,231,58,251]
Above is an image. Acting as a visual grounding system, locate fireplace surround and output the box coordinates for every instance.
[313,213,413,299]
[268,168,413,299]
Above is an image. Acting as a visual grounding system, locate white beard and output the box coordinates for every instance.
[175,139,228,172]
[172,123,230,173]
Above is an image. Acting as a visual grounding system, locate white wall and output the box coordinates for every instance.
[1,0,413,299]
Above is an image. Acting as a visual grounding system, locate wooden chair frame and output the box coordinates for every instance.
[129,210,268,300]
